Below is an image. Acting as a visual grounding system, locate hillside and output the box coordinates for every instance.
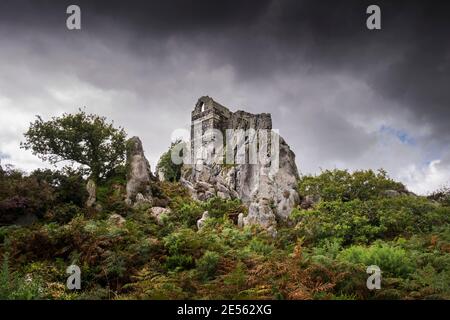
[1,164,449,300]
[0,108,449,300]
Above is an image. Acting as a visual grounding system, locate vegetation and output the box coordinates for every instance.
[156,140,185,182]
[21,110,127,182]
[0,114,449,300]
[0,165,449,300]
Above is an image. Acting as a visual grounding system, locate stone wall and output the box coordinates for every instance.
[182,96,300,234]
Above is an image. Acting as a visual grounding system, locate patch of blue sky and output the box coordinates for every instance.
[379,125,416,146]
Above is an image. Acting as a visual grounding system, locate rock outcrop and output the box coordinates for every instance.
[197,211,210,230]
[108,213,126,227]
[181,96,300,233]
[86,179,96,208]
[149,207,171,224]
[125,136,154,206]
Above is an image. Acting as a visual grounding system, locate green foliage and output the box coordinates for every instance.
[174,202,204,228]
[196,251,220,281]
[163,228,205,271]
[30,168,87,207]
[245,237,275,256]
[338,243,414,277]
[428,186,450,207]
[0,252,43,299]
[1,158,449,300]
[292,196,450,246]
[46,203,83,224]
[0,167,54,224]
[156,140,185,182]
[22,110,127,182]
[202,197,246,219]
[298,169,405,202]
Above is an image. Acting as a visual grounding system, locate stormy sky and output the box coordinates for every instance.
[0,0,449,194]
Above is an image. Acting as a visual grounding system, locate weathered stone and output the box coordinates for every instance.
[86,179,96,208]
[217,191,231,200]
[108,214,126,227]
[383,190,401,198]
[197,211,209,230]
[156,168,166,182]
[237,213,244,228]
[150,207,171,224]
[182,96,300,232]
[133,193,152,209]
[125,136,153,206]
[300,194,321,209]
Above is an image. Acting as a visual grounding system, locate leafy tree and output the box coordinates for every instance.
[298,169,406,202]
[156,140,184,182]
[21,110,127,182]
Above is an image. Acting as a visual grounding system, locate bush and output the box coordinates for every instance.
[428,186,450,207]
[163,228,204,271]
[31,168,87,207]
[0,168,54,224]
[298,169,405,202]
[338,243,414,277]
[196,251,220,281]
[156,140,185,182]
[293,196,450,245]
[174,202,204,228]
[202,197,246,219]
[46,203,83,224]
[0,253,43,299]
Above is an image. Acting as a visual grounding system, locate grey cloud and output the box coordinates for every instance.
[0,0,449,193]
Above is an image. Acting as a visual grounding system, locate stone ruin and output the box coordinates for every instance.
[123,96,300,234]
[180,96,300,234]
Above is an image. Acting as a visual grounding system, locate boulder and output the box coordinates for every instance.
[150,207,171,224]
[156,168,166,182]
[237,213,245,228]
[125,137,153,206]
[108,214,126,227]
[383,190,401,198]
[86,179,96,208]
[197,211,210,231]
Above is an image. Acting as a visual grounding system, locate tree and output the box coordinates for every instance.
[21,110,127,182]
[156,140,184,182]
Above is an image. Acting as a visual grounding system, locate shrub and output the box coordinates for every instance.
[174,202,204,228]
[202,197,246,219]
[0,168,54,224]
[293,196,450,245]
[428,186,450,207]
[163,228,204,271]
[298,169,405,202]
[0,253,43,299]
[196,251,220,281]
[31,168,87,207]
[156,140,185,182]
[46,203,83,224]
[338,243,414,277]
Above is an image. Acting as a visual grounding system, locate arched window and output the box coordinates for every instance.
[200,102,205,112]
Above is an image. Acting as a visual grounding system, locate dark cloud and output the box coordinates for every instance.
[0,0,449,192]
